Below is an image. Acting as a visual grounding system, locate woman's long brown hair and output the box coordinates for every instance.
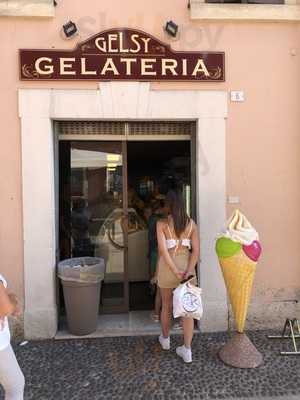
[166,189,190,238]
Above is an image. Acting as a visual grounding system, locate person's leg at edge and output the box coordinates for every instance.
[182,317,194,348]
[154,287,162,318]
[160,288,173,338]
[0,344,25,400]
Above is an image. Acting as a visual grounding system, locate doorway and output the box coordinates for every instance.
[20,85,228,339]
[127,141,192,311]
[58,122,195,318]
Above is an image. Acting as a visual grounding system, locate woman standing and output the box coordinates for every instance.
[157,190,200,363]
[0,274,25,399]
[148,199,168,322]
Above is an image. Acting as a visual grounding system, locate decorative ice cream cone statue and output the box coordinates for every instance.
[216,210,263,368]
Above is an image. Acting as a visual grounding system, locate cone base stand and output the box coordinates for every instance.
[219,332,263,369]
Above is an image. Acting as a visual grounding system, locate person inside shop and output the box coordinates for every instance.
[148,199,167,322]
[156,189,200,363]
[0,274,25,399]
[143,205,152,225]
[71,198,94,257]
[128,187,145,219]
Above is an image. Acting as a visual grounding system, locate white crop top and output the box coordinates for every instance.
[165,219,193,250]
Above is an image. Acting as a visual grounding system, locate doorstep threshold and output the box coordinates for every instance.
[55,328,191,340]
[55,311,200,340]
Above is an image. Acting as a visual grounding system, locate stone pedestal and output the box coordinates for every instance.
[219,332,263,368]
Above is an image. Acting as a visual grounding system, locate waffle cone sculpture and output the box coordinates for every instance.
[216,210,262,333]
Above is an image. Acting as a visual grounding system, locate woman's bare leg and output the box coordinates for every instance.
[160,288,173,338]
[0,344,25,400]
[182,317,194,348]
[154,287,161,317]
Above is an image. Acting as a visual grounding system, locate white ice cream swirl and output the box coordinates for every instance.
[220,209,259,246]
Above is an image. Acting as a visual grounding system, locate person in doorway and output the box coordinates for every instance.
[148,200,167,322]
[128,187,145,218]
[71,198,94,257]
[157,189,200,363]
[0,274,25,399]
[143,205,152,225]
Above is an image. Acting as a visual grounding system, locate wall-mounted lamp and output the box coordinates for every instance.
[165,21,178,38]
[63,21,78,39]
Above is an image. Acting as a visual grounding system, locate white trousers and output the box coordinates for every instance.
[0,345,24,400]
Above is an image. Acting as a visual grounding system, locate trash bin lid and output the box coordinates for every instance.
[58,257,105,283]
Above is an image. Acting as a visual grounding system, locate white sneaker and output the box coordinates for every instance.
[159,335,170,350]
[176,345,192,363]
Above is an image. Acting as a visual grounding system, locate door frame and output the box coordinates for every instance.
[19,83,228,339]
[122,140,130,313]
[57,128,195,315]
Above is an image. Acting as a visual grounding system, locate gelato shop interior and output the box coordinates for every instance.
[57,121,195,335]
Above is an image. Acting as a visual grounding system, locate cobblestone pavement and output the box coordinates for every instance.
[1,331,300,400]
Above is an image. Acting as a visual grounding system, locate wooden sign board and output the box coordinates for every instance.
[20,28,225,82]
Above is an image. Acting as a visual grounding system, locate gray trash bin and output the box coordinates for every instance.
[58,257,105,336]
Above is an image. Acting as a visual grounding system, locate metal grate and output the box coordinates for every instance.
[128,121,193,136]
[57,121,193,137]
[57,121,125,136]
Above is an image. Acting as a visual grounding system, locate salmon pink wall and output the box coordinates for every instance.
[0,0,300,326]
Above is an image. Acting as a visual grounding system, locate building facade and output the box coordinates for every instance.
[1,0,300,339]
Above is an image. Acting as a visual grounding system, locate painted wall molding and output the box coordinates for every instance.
[0,0,54,17]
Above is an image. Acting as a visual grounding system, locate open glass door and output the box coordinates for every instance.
[59,141,129,314]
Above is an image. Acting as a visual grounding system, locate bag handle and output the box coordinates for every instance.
[180,275,195,285]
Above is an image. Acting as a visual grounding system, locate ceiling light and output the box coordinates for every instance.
[107,154,120,162]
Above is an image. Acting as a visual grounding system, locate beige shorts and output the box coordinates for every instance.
[158,251,195,289]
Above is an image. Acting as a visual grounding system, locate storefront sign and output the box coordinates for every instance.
[19,28,225,82]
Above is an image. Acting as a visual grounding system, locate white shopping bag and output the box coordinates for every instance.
[173,279,203,320]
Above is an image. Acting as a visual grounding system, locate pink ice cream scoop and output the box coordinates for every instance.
[242,240,262,262]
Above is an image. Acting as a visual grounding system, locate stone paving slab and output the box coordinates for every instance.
[1,331,300,400]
